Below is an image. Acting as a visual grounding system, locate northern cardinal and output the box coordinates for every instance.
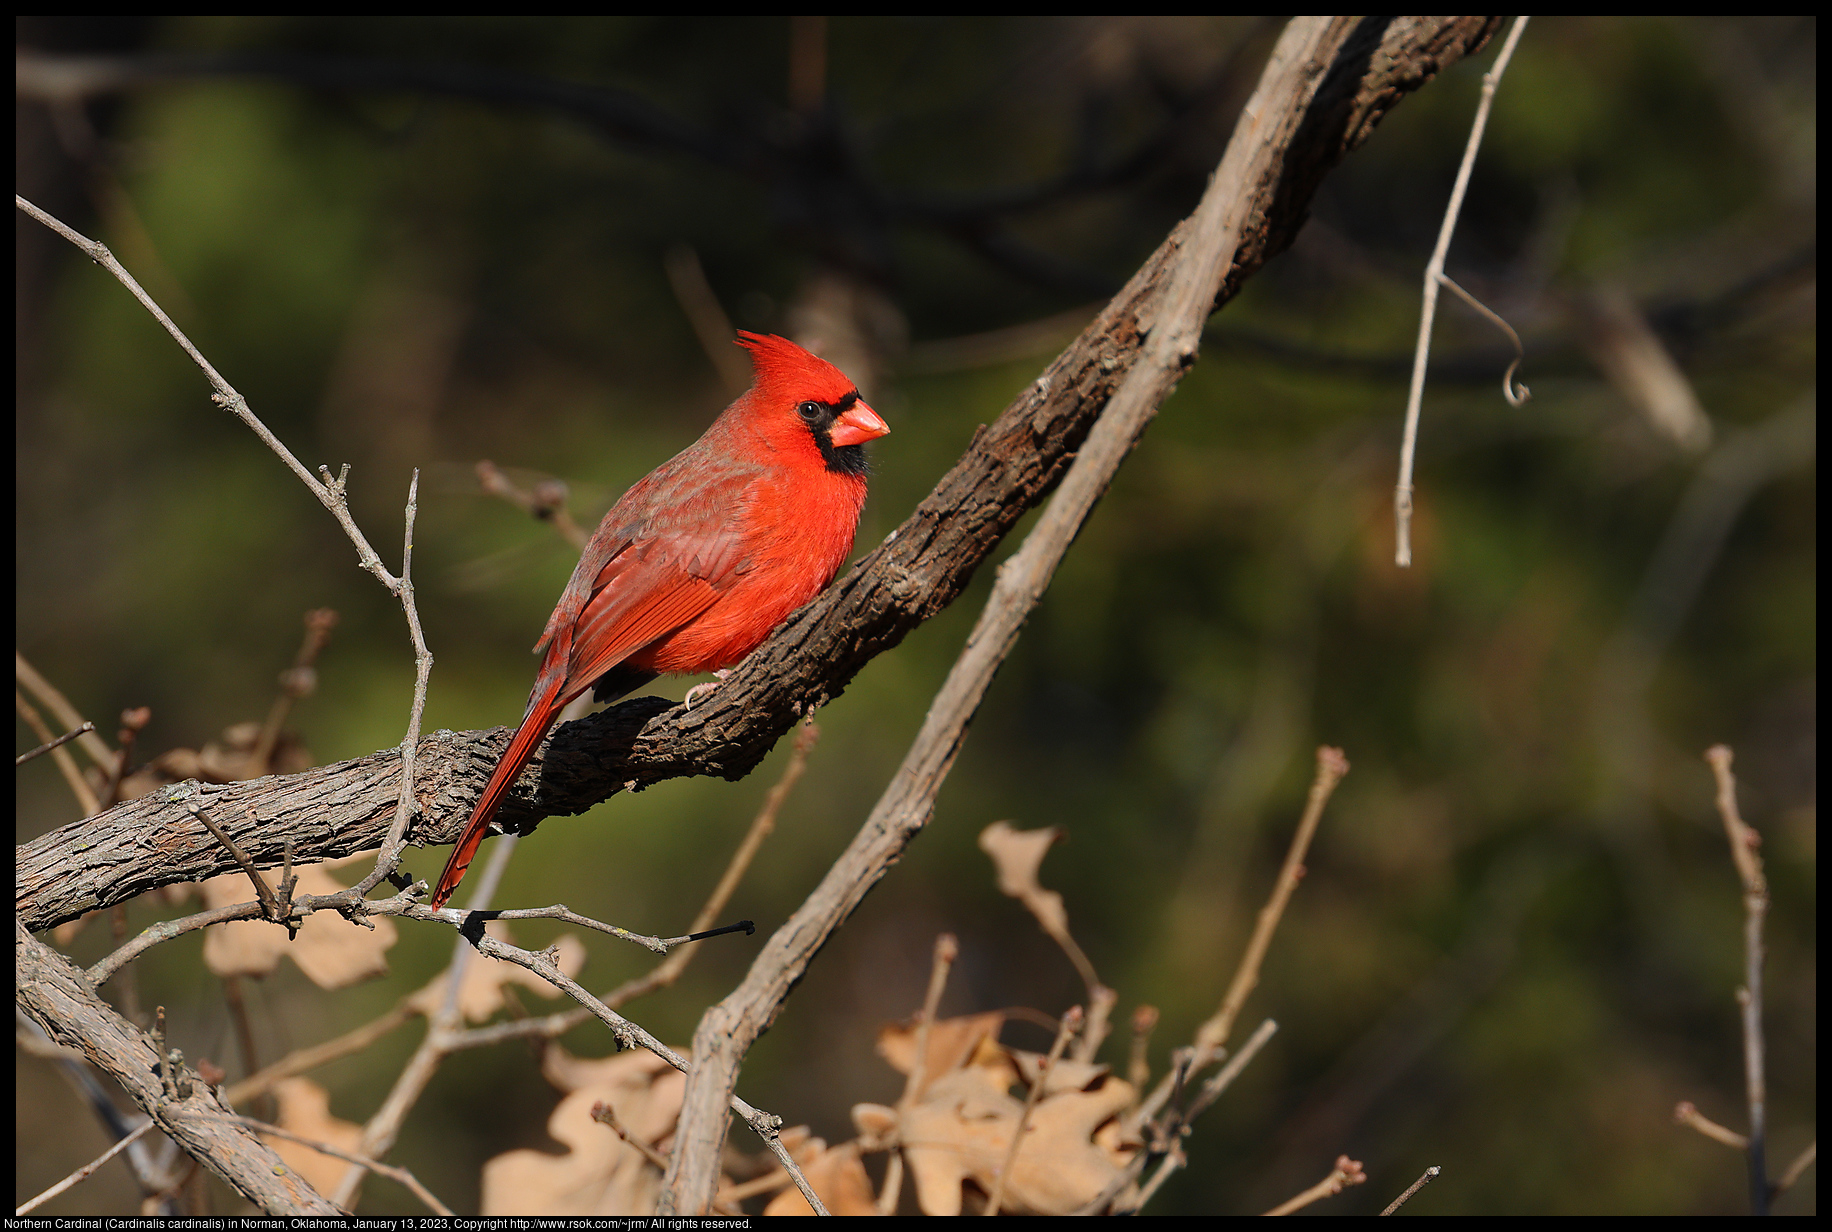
[431,332,888,908]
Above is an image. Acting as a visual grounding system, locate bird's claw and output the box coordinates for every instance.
[683,670,731,709]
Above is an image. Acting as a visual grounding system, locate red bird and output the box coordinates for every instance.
[431,332,888,908]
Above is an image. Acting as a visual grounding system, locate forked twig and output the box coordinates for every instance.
[1394,16,1530,567]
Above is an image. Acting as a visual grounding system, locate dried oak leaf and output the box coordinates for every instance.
[259,1077,365,1197]
[876,1010,1008,1102]
[762,1140,877,1216]
[894,1028,1137,1215]
[481,1048,685,1216]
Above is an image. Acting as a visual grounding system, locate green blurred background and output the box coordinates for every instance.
[16,16,1814,1216]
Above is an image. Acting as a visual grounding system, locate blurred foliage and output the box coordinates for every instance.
[17,15,1814,1217]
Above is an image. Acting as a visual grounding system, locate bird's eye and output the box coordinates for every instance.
[797,401,823,423]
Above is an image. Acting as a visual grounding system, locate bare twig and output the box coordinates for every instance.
[1379,1165,1441,1216]
[1704,744,1770,1214]
[15,196,402,591]
[15,196,436,907]
[438,902,749,954]
[228,1115,450,1215]
[14,684,101,816]
[16,651,118,770]
[475,460,587,551]
[184,799,281,920]
[15,720,95,766]
[251,609,339,776]
[99,706,149,812]
[1139,1149,1196,1214]
[351,468,436,897]
[1775,1141,1815,1195]
[224,1001,421,1107]
[986,1005,1082,1217]
[664,245,749,394]
[1264,1154,1367,1216]
[1185,1017,1279,1124]
[15,1118,155,1214]
[1105,1019,1277,1216]
[902,933,960,1111]
[1074,984,1118,1065]
[1126,1004,1159,1101]
[444,724,818,1051]
[877,932,958,1216]
[1675,1100,1749,1150]
[1436,275,1530,407]
[88,878,430,989]
[1194,747,1349,1063]
[591,1100,675,1175]
[1395,15,1530,567]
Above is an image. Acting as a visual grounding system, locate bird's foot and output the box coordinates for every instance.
[683,670,731,709]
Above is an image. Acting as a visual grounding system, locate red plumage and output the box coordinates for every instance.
[431,332,888,908]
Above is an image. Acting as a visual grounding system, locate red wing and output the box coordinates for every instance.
[552,479,757,698]
[559,555,719,697]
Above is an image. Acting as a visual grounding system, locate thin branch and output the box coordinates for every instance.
[438,902,744,954]
[14,684,101,816]
[902,933,960,1111]
[16,196,436,908]
[15,1118,155,1215]
[1436,275,1530,406]
[1074,984,1118,1065]
[15,720,95,766]
[985,1004,1082,1217]
[1674,1100,1749,1150]
[875,931,957,1217]
[1775,1141,1815,1195]
[1263,1154,1367,1216]
[1185,1017,1279,1124]
[352,469,436,897]
[1394,15,1529,567]
[16,650,119,769]
[1379,1165,1441,1216]
[251,609,339,777]
[475,460,588,551]
[1126,1004,1159,1103]
[1103,1019,1278,1216]
[440,726,816,1052]
[664,245,750,395]
[226,1115,451,1215]
[1194,747,1349,1062]
[224,1001,421,1108]
[87,879,426,989]
[183,799,281,920]
[15,196,401,591]
[1705,744,1770,1214]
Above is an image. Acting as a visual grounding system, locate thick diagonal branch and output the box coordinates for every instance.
[655,16,1499,1213]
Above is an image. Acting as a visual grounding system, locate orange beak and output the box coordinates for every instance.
[830,400,890,447]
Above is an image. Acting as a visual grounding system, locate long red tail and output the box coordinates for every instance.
[431,688,564,908]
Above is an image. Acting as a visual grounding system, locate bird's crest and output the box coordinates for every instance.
[735,331,858,402]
